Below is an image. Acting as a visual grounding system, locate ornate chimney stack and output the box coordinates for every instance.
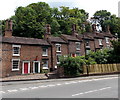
[44,24,51,39]
[4,19,13,37]
[106,25,110,33]
[92,24,97,32]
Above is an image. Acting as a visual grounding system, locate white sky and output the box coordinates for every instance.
[0,0,119,20]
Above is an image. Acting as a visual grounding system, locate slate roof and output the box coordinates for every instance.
[2,36,50,46]
[79,33,94,40]
[48,36,67,43]
[61,34,81,41]
[102,32,113,38]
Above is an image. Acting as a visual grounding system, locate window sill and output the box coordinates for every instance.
[43,67,49,69]
[12,69,19,71]
[42,55,48,57]
[76,49,80,51]
[56,51,61,53]
[13,54,20,57]
[57,62,60,64]
[86,46,90,48]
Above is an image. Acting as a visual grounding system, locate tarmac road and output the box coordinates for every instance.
[1,74,119,99]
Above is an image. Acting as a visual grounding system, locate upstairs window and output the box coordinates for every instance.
[42,48,48,56]
[76,42,80,50]
[105,37,109,43]
[98,39,103,45]
[56,44,61,52]
[86,40,90,48]
[12,45,21,56]
[12,59,20,71]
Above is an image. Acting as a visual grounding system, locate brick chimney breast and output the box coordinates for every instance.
[92,24,97,32]
[4,19,13,37]
[72,24,78,36]
[44,24,51,39]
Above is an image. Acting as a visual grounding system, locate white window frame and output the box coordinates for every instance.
[105,37,109,44]
[76,42,80,50]
[76,52,80,56]
[12,45,21,56]
[56,44,61,53]
[12,59,20,71]
[56,54,61,64]
[86,41,90,48]
[42,60,49,69]
[98,39,103,45]
[86,49,90,55]
[42,48,48,57]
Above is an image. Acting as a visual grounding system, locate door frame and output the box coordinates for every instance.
[33,61,40,73]
[22,61,30,74]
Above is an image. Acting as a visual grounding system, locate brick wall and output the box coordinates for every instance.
[51,43,68,70]
[2,43,51,77]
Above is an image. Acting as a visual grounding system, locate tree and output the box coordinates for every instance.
[110,39,120,63]
[12,2,52,38]
[93,10,120,38]
[59,56,85,76]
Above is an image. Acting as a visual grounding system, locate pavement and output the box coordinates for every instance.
[1,72,119,82]
[1,73,48,82]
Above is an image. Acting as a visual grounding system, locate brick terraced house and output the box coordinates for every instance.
[0,20,115,77]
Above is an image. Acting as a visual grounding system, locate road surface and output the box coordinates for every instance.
[1,75,119,99]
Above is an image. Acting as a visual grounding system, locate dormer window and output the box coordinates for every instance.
[76,42,80,50]
[56,44,61,52]
[98,39,103,45]
[12,45,21,56]
[105,37,109,43]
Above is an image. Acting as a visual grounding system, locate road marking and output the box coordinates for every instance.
[29,87,39,89]
[72,87,111,97]
[7,89,18,93]
[71,81,78,83]
[77,77,118,83]
[20,88,29,91]
[0,91,5,93]
[47,85,56,87]
[39,85,48,88]
[65,82,71,84]
[56,84,62,86]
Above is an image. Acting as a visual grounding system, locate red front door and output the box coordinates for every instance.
[24,63,28,74]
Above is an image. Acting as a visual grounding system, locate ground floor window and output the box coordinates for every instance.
[12,59,20,71]
[56,54,61,64]
[86,49,90,55]
[42,60,48,69]
[76,52,80,56]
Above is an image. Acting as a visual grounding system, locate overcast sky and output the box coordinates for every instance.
[0,0,119,20]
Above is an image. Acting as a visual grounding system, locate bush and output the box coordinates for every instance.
[59,56,86,76]
[86,49,110,64]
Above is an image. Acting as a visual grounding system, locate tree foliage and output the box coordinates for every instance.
[59,55,96,76]
[1,2,88,38]
[93,10,120,38]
